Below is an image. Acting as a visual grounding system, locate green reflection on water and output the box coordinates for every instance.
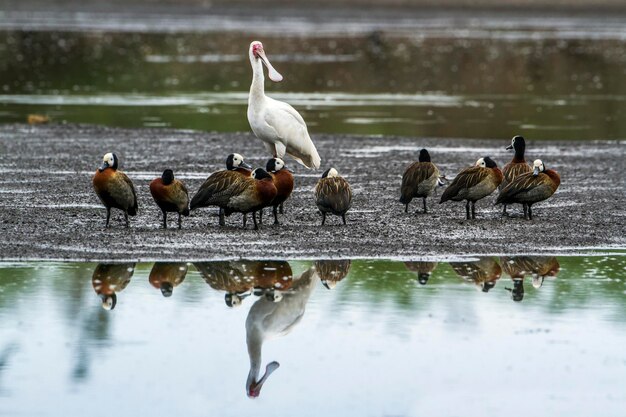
[1,31,625,139]
[1,256,625,317]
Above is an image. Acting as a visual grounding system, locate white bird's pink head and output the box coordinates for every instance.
[249,41,283,82]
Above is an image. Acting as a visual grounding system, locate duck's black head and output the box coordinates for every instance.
[252,168,272,180]
[418,149,431,163]
[483,156,498,169]
[506,135,526,160]
[266,157,286,173]
[417,272,430,285]
[226,153,252,171]
[99,152,118,172]
[161,169,174,185]
[160,282,173,297]
[507,280,525,302]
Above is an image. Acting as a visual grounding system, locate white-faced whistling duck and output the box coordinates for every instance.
[315,259,352,289]
[404,261,438,285]
[261,157,294,225]
[92,152,138,228]
[495,159,560,220]
[439,156,503,220]
[194,261,255,307]
[400,148,445,214]
[315,168,353,225]
[501,135,532,215]
[190,153,253,226]
[149,169,190,229]
[192,168,277,230]
[450,257,502,293]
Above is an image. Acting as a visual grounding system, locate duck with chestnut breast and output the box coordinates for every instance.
[501,135,532,215]
[262,157,294,225]
[192,168,277,230]
[400,148,445,214]
[495,159,560,220]
[315,168,353,225]
[92,263,135,310]
[150,169,189,229]
[439,156,503,220]
[92,152,138,228]
[247,41,321,169]
[190,153,253,226]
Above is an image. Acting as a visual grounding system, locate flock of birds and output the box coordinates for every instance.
[92,41,561,229]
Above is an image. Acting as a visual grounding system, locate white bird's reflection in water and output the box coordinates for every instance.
[245,266,318,398]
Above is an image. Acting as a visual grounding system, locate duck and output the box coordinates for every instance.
[192,168,277,230]
[450,257,502,292]
[261,157,294,225]
[149,169,190,229]
[191,153,252,226]
[148,262,188,297]
[404,261,438,285]
[439,156,503,220]
[495,159,560,220]
[249,261,294,302]
[500,135,532,215]
[245,267,318,398]
[92,263,135,310]
[314,259,351,289]
[400,148,444,214]
[194,261,255,307]
[247,41,321,169]
[315,168,353,225]
[92,152,138,228]
[500,256,560,289]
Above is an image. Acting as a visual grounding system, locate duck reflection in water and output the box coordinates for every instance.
[404,261,438,285]
[314,259,351,289]
[501,256,560,302]
[149,262,188,297]
[245,266,318,398]
[450,257,501,292]
[195,261,254,307]
[249,261,293,302]
[92,263,135,310]
[195,260,293,307]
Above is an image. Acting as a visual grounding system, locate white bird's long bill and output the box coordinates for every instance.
[258,50,283,82]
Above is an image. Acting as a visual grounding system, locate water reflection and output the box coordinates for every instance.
[450,258,501,292]
[315,259,351,289]
[148,262,188,297]
[91,263,135,310]
[195,260,293,306]
[501,256,561,301]
[245,266,317,398]
[404,261,438,285]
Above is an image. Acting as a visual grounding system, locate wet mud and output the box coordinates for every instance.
[0,124,623,261]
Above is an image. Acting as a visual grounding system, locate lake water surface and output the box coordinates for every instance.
[1,256,625,416]
[1,20,625,139]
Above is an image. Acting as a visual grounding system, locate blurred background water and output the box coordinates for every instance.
[0,2,625,139]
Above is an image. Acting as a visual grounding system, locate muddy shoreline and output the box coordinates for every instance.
[0,124,624,261]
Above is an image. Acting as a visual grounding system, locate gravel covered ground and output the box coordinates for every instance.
[0,124,624,261]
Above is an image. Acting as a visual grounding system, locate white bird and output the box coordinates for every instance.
[247,41,321,169]
[245,266,318,398]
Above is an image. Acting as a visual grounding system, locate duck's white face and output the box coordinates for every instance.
[327,168,339,178]
[101,296,114,310]
[274,158,285,171]
[533,159,545,176]
[476,158,486,167]
[103,153,114,166]
[233,153,245,167]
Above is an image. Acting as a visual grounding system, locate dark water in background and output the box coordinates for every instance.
[1,256,625,416]
[1,26,625,139]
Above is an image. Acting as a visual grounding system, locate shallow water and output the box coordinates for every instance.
[1,256,625,416]
[1,25,625,139]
